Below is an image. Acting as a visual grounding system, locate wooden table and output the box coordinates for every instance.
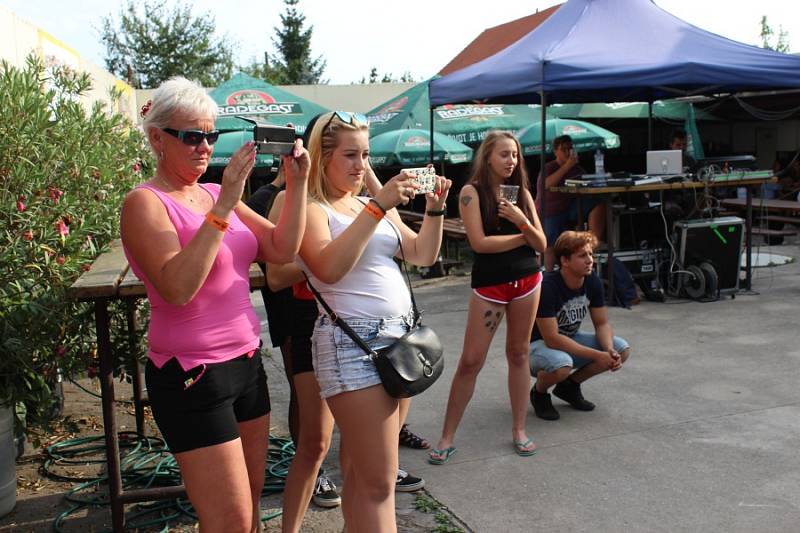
[67,241,265,532]
[550,176,776,296]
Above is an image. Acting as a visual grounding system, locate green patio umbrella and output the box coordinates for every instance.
[517,119,620,155]
[367,78,546,147]
[547,101,716,120]
[369,129,473,168]
[684,103,706,160]
[207,73,329,169]
[210,73,329,134]
[210,130,274,169]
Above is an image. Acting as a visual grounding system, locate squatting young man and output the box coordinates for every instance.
[528,231,631,420]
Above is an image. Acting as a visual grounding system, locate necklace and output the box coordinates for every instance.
[155,176,198,204]
[332,197,361,216]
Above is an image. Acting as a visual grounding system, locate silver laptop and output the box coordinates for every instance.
[646,150,683,175]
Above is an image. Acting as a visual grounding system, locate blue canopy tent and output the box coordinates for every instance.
[430,0,800,106]
[429,0,800,290]
[429,0,800,157]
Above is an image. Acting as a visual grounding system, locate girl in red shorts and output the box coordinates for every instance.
[430,131,546,464]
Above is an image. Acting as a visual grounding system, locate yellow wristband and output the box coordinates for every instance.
[205,212,230,232]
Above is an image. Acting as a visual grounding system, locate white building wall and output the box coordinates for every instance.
[0,5,137,122]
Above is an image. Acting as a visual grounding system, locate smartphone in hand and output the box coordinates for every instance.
[402,167,437,194]
[253,124,296,156]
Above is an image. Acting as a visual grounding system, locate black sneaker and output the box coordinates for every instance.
[553,378,595,411]
[530,387,560,420]
[396,469,425,492]
[312,474,341,508]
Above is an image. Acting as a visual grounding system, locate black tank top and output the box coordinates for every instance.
[471,217,541,288]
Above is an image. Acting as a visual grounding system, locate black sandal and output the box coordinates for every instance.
[399,424,430,449]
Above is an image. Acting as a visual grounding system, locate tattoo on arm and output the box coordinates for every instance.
[461,195,473,206]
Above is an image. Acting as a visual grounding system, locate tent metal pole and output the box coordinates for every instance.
[429,107,435,165]
[647,100,653,150]
[539,90,548,248]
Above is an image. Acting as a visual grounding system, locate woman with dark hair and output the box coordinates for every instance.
[430,130,546,464]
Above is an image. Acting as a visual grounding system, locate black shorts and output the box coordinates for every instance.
[290,299,318,375]
[145,352,270,453]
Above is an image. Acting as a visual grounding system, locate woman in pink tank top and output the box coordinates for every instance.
[120,77,309,532]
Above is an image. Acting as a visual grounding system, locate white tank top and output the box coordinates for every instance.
[300,198,412,319]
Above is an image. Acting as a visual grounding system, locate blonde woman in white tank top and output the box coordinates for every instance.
[298,112,451,532]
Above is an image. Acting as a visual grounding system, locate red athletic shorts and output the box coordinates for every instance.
[473,271,543,304]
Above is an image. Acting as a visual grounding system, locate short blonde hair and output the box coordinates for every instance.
[306,112,369,204]
[143,77,217,155]
[554,231,598,266]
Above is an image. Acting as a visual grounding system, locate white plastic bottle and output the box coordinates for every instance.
[594,149,605,175]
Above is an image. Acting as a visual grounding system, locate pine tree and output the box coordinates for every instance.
[100,0,236,89]
[759,15,790,53]
[247,0,326,85]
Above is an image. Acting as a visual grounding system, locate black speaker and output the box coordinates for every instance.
[673,217,744,296]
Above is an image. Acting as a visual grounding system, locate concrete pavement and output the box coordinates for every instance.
[260,242,800,532]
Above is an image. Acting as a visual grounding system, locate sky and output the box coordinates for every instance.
[2,0,798,85]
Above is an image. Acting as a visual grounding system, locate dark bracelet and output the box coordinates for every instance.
[425,209,446,217]
[369,198,387,214]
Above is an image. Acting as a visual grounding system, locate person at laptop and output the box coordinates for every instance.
[528,230,631,421]
[670,129,696,171]
[536,135,606,270]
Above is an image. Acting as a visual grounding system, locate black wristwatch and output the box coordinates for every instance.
[425,209,446,217]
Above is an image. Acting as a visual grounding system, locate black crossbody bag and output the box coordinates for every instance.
[302,210,444,398]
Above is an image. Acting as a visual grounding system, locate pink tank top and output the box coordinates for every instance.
[123,182,260,370]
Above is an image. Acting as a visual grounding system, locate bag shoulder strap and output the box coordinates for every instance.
[353,198,421,324]
[302,271,376,357]
[301,198,424,356]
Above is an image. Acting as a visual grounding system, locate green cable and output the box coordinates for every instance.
[47,433,296,531]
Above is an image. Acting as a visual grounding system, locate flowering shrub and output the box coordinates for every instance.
[0,55,153,427]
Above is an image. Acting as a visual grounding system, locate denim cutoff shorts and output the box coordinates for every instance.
[529,331,629,375]
[312,313,414,399]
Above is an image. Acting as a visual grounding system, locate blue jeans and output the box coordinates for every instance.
[543,197,604,245]
[312,313,414,399]
[529,331,630,375]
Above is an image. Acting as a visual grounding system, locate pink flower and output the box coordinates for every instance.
[56,219,69,236]
[133,162,141,173]
[16,200,26,212]
[56,256,65,265]
[22,230,34,241]
[82,263,91,272]
[49,187,64,203]
[55,345,66,358]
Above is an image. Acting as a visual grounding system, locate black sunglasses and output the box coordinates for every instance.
[323,111,369,132]
[163,128,220,146]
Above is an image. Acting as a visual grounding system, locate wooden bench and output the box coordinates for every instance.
[751,227,798,237]
[398,211,467,275]
[761,215,800,226]
[719,198,800,244]
[720,198,800,214]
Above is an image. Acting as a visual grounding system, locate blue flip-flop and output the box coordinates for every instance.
[513,438,537,457]
[428,446,457,465]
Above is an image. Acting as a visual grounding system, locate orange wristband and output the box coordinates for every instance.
[518,222,530,232]
[363,201,385,221]
[205,212,230,232]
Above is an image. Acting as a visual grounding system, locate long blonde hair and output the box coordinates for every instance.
[306,112,369,204]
